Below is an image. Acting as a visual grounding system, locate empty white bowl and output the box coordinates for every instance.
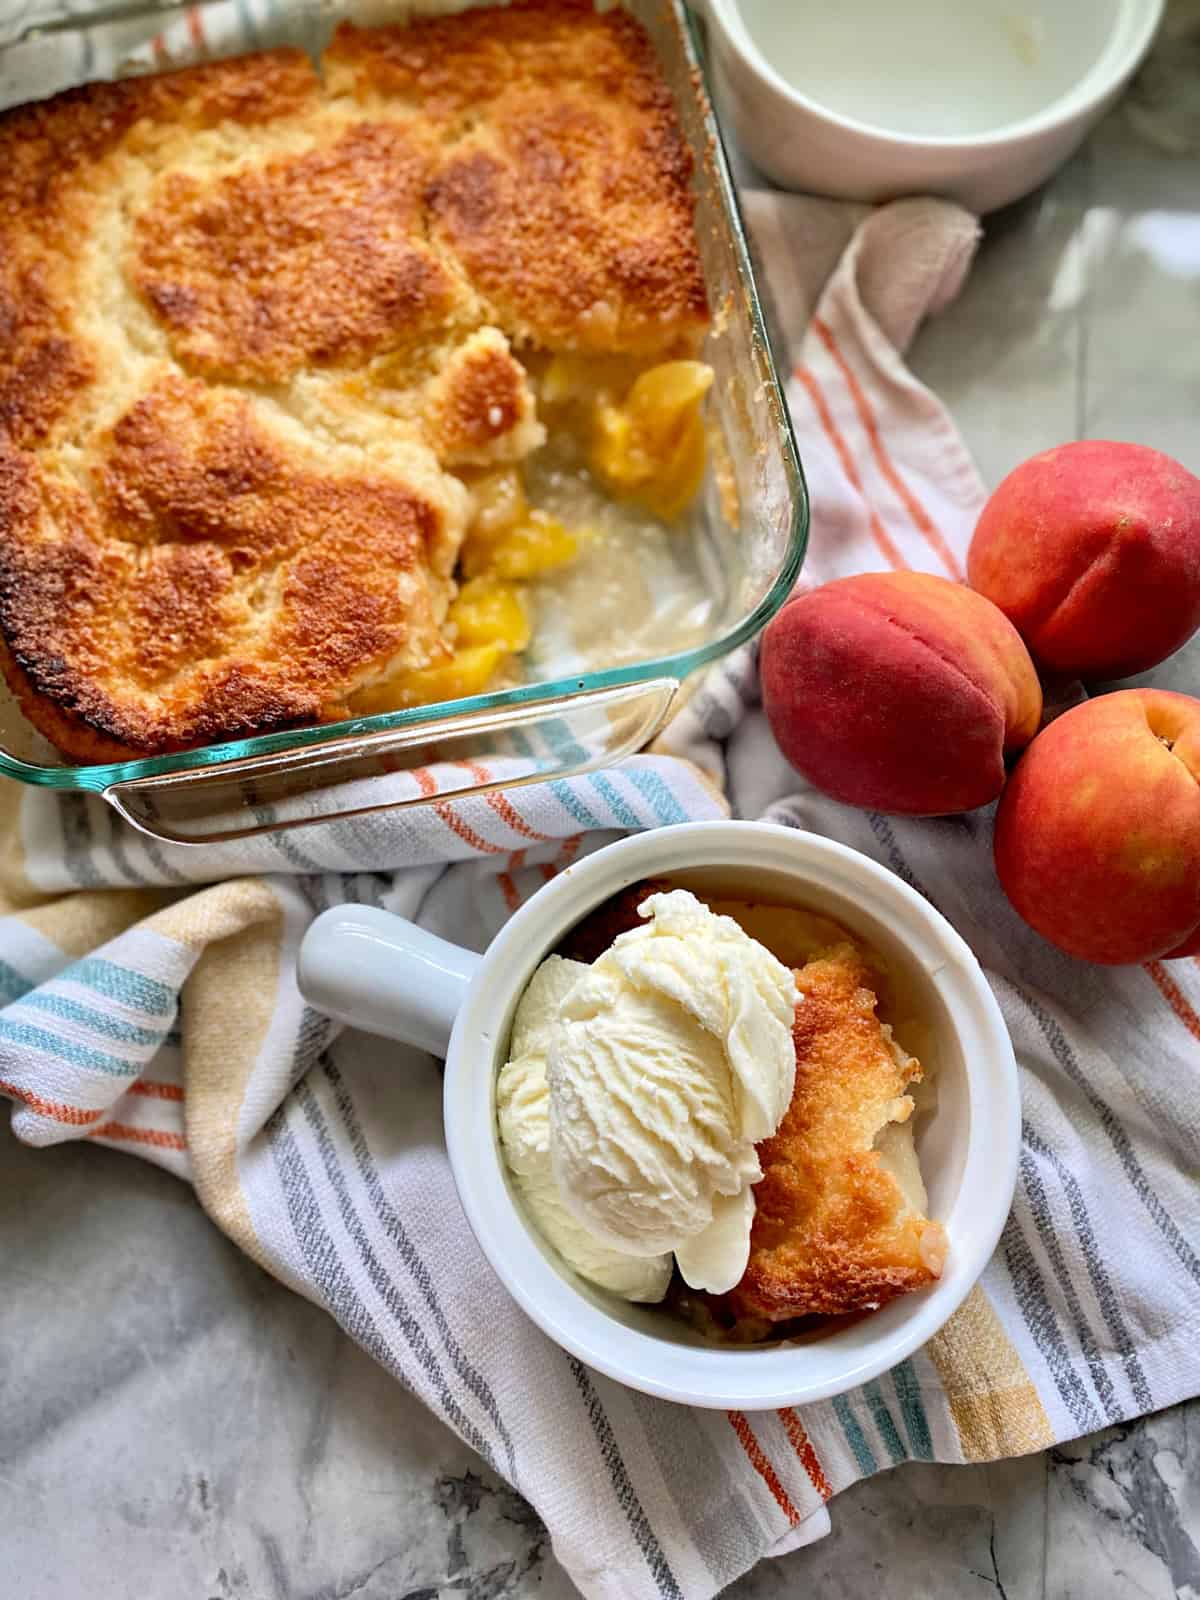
[298,821,1020,1408]
[697,0,1164,212]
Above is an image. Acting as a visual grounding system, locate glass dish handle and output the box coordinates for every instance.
[101,677,681,846]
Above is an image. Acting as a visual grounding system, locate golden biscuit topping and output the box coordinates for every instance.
[134,120,464,384]
[0,1,709,760]
[722,942,945,1326]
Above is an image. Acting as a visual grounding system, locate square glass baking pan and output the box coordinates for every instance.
[0,0,807,844]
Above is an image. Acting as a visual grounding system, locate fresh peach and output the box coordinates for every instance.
[994,689,1200,965]
[760,572,1043,815]
[968,441,1200,679]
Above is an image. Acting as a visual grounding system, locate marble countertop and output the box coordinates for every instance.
[3,14,1200,1600]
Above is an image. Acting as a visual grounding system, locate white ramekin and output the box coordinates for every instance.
[297,822,1019,1409]
[697,0,1164,213]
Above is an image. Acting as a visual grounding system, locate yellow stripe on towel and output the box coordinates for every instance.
[14,889,176,957]
[0,784,47,915]
[170,880,285,1274]
[927,1285,1055,1460]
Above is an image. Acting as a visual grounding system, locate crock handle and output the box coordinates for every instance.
[298,905,482,1058]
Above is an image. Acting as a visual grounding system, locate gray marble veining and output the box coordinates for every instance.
[3,16,1200,1600]
[1046,1414,1200,1600]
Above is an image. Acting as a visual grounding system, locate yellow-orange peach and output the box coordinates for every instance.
[760,572,1043,815]
[994,689,1200,964]
[968,441,1200,679]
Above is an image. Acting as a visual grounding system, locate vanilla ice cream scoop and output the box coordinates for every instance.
[497,957,673,1303]
[547,890,798,1294]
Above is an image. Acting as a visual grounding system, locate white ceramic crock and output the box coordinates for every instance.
[297,821,1020,1409]
[697,0,1164,213]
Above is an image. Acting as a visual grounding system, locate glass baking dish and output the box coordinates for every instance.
[0,0,807,844]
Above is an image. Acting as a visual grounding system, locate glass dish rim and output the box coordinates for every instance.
[0,0,809,795]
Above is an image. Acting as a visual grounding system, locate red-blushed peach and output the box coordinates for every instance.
[968,441,1200,679]
[994,689,1200,965]
[760,572,1043,816]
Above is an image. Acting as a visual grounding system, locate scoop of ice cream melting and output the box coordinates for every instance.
[496,956,672,1303]
[546,889,798,1294]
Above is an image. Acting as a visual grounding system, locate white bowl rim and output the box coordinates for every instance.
[702,0,1165,154]
[443,820,1021,1409]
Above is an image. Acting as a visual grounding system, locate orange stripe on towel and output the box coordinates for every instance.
[793,365,908,570]
[487,790,554,842]
[413,765,506,855]
[727,1411,802,1525]
[128,1079,185,1102]
[1145,960,1200,1043]
[435,802,505,854]
[456,761,555,845]
[813,317,964,579]
[0,1078,103,1126]
[90,1121,186,1152]
[497,850,525,913]
[779,1409,833,1500]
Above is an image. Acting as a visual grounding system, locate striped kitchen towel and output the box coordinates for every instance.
[2,9,1199,1600]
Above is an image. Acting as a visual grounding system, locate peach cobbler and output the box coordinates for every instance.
[543,882,947,1341]
[0,0,713,761]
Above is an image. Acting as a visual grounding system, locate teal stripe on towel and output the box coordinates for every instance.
[22,991,168,1049]
[862,1379,908,1465]
[550,782,602,831]
[0,959,33,1005]
[521,720,603,829]
[589,773,642,830]
[68,957,175,1015]
[624,767,689,826]
[832,1394,878,1477]
[890,1359,934,1460]
[542,717,589,766]
[0,1018,136,1077]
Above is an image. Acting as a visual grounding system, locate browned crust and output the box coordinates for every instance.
[325,0,677,121]
[133,119,468,384]
[0,265,95,452]
[329,1,709,353]
[0,5,708,761]
[0,49,317,219]
[428,335,529,458]
[0,381,459,760]
[723,944,942,1323]
[0,50,320,449]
